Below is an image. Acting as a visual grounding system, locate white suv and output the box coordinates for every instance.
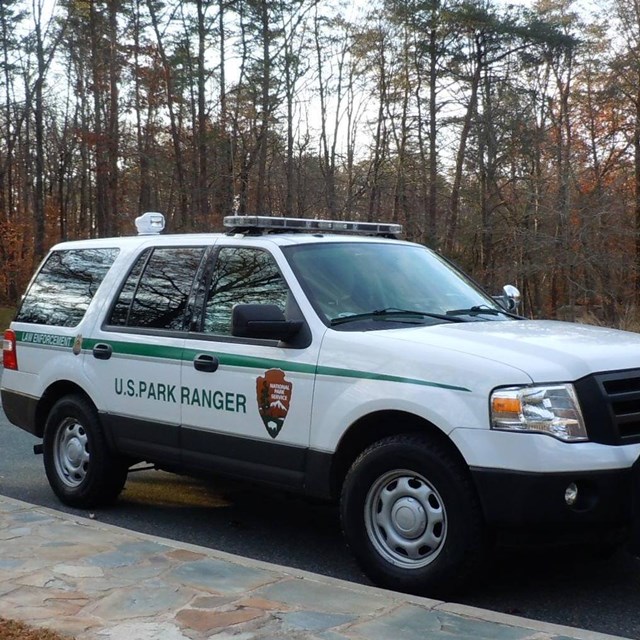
[3,213,640,596]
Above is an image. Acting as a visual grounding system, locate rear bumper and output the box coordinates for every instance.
[1,388,39,436]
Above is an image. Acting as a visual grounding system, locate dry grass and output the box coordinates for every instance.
[565,305,640,333]
[0,617,70,640]
[0,306,14,330]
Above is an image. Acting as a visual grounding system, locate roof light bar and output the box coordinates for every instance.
[223,216,402,238]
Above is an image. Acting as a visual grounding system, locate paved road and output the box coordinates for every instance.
[1,405,640,638]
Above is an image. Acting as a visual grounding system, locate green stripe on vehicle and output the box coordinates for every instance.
[93,338,184,361]
[16,330,75,348]
[26,334,470,393]
[312,365,470,392]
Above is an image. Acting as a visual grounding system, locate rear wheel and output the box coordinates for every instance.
[340,433,485,597]
[43,395,128,508]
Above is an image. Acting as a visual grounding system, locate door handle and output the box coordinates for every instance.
[92,343,113,360]
[193,353,219,372]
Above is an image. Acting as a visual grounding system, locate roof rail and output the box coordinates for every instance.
[223,215,402,238]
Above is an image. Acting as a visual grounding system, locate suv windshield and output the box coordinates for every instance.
[284,242,510,328]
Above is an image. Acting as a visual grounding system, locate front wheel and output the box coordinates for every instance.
[43,395,128,508]
[340,434,485,597]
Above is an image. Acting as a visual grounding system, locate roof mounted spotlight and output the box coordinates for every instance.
[135,212,165,235]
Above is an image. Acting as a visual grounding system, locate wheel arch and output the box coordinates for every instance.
[35,381,97,438]
[329,410,471,501]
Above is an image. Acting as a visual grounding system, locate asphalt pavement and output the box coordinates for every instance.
[0,494,632,640]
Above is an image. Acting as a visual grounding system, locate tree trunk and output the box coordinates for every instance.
[133,0,151,214]
[107,0,119,236]
[147,0,188,230]
[446,35,482,254]
[368,28,387,223]
[255,0,270,213]
[635,73,640,307]
[89,1,108,238]
[284,38,295,217]
[219,0,233,219]
[34,2,46,256]
[196,0,209,228]
[428,23,438,246]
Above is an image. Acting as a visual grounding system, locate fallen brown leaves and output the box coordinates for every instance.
[0,617,71,640]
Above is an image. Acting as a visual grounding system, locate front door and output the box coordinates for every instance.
[180,242,319,490]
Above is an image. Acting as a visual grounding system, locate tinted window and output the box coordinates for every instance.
[16,248,119,327]
[108,247,205,330]
[203,247,289,335]
[108,249,150,326]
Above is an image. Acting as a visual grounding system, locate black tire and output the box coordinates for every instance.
[43,395,128,508]
[340,433,485,598]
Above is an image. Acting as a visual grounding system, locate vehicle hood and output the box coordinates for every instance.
[383,319,640,382]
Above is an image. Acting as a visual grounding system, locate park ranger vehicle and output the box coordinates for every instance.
[3,212,640,596]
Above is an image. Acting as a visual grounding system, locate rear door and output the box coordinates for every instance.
[84,243,208,464]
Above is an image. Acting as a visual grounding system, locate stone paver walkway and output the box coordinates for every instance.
[0,496,629,640]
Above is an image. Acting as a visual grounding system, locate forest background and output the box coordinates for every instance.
[1,0,639,324]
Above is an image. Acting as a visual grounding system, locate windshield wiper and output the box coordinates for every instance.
[330,308,466,326]
[446,305,520,319]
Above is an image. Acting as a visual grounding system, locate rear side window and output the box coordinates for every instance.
[15,248,119,327]
[108,246,205,331]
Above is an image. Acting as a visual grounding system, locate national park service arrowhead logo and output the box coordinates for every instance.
[72,334,83,355]
[256,369,292,439]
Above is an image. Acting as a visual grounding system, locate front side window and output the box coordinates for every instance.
[202,247,289,335]
[16,248,119,327]
[108,246,205,330]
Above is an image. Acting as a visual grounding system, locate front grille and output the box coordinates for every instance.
[578,370,640,444]
[601,374,640,440]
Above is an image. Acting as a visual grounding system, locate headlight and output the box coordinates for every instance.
[490,384,587,442]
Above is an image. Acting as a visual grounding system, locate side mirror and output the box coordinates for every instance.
[497,284,521,312]
[232,304,303,341]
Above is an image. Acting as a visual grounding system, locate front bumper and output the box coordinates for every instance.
[471,464,636,531]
